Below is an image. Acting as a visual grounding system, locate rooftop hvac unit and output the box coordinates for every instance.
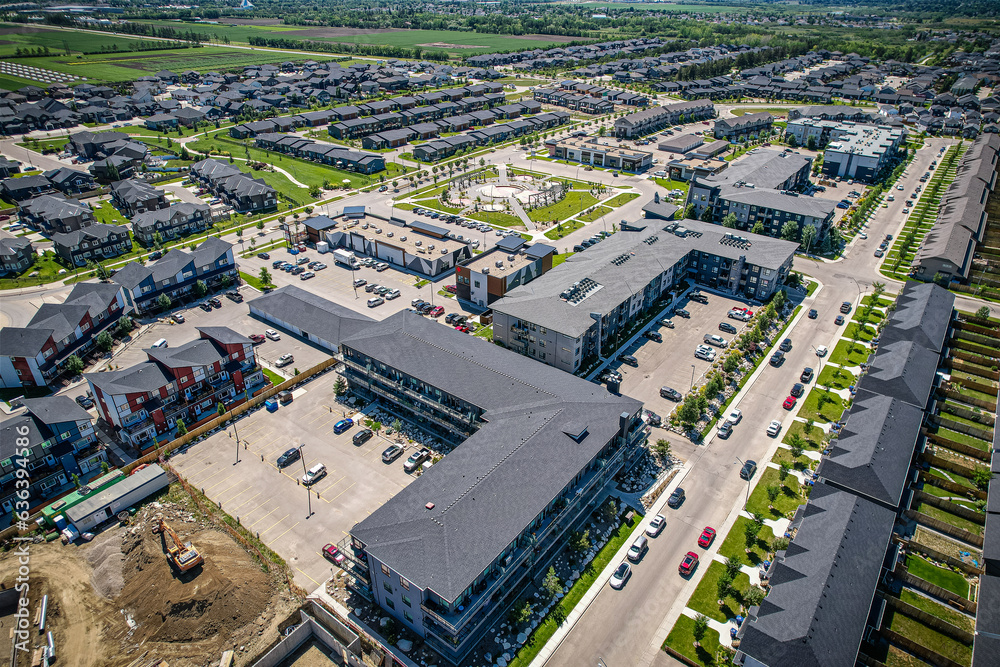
[483,267,490,274]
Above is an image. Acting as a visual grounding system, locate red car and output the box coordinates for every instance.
[445,285,457,294]
[782,395,797,410]
[455,324,471,332]
[679,551,699,576]
[697,527,717,548]
[249,334,265,344]
[429,306,445,317]
[322,543,346,565]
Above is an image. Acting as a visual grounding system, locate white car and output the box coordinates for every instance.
[646,514,666,537]
[766,419,782,437]
[896,184,904,191]
[859,232,868,239]
[275,353,294,368]
[609,561,631,590]
[726,408,742,425]
[265,329,281,341]
[815,345,828,357]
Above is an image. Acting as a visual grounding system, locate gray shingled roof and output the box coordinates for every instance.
[196,326,251,346]
[85,362,173,395]
[862,339,941,409]
[738,483,896,667]
[0,327,53,357]
[22,395,92,425]
[817,389,922,508]
[717,185,837,219]
[880,281,954,352]
[145,337,227,369]
[348,311,640,602]
[694,149,811,190]
[492,218,797,338]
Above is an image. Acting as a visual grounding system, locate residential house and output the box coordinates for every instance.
[132,202,212,246]
[42,167,95,195]
[0,234,33,276]
[19,194,96,234]
[110,179,169,218]
[51,224,133,267]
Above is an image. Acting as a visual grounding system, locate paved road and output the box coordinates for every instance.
[543,135,968,667]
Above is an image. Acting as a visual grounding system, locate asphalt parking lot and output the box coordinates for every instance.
[169,373,417,589]
[605,292,755,422]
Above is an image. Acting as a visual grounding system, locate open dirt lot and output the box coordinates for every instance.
[0,494,298,667]
[168,373,416,590]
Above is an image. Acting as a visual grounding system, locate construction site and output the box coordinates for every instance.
[0,486,302,667]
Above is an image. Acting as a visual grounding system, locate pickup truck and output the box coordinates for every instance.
[404,447,432,473]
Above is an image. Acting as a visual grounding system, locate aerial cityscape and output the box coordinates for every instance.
[0,1,999,666]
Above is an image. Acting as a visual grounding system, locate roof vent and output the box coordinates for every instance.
[425,502,435,510]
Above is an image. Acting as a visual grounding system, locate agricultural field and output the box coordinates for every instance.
[132,19,585,55]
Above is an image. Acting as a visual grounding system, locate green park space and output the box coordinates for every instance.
[745,467,807,519]
[905,555,970,599]
[798,388,848,423]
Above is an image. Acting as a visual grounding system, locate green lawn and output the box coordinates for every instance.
[844,321,876,342]
[829,339,871,366]
[507,512,641,667]
[913,501,983,536]
[927,467,977,489]
[663,614,722,667]
[898,589,974,632]
[746,467,806,519]
[262,368,284,386]
[239,270,273,292]
[798,388,848,423]
[603,192,640,208]
[545,220,586,241]
[527,191,598,224]
[466,210,524,228]
[886,609,972,665]
[817,365,856,391]
[0,251,70,291]
[906,555,970,599]
[552,252,573,267]
[578,205,612,223]
[934,427,991,451]
[686,561,751,623]
[91,199,129,226]
[717,516,775,566]
[861,295,894,308]
[771,447,816,472]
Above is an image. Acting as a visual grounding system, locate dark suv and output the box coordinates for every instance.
[719,322,737,334]
[667,488,686,508]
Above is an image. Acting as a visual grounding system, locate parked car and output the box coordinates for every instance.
[302,463,327,486]
[209,297,222,308]
[353,278,367,288]
[815,345,828,357]
[783,395,797,410]
[835,315,845,325]
[375,262,389,272]
[322,543,347,565]
[609,561,632,589]
[660,386,682,401]
[619,353,638,367]
[429,306,445,317]
[275,353,294,367]
[739,460,758,480]
[249,334,265,344]
[678,551,699,576]
[801,367,814,383]
[675,308,690,318]
[333,418,354,435]
[642,409,662,427]
[646,514,666,537]
[276,447,300,468]
[697,527,716,548]
[660,319,674,328]
[726,408,742,425]
[353,428,373,446]
[265,329,281,341]
[718,322,737,334]
[602,370,623,384]
[808,309,818,319]
[226,290,243,302]
[667,487,685,508]
[367,296,384,308]
[75,394,94,409]
[404,447,432,473]
[779,338,792,352]
[643,330,662,342]
[382,444,404,463]
[300,271,315,280]
[766,420,782,437]
[840,301,852,313]
[199,302,212,312]
[790,382,804,398]
[769,350,784,366]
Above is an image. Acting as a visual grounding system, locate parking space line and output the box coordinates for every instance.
[184,466,227,488]
[204,471,239,493]
[325,481,356,504]
[315,475,344,497]
[220,484,254,505]
[268,522,299,544]
[229,492,263,513]
[248,505,281,529]
[215,478,249,500]
[294,566,323,588]
[258,513,290,536]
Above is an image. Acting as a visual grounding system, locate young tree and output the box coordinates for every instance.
[653,438,672,460]
[391,418,402,433]
[65,354,85,376]
[570,529,591,554]
[780,220,799,242]
[722,213,739,228]
[744,518,760,551]
[972,465,993,491]
[724,556,742,579]
[976,305,991,321]
[745,585,766,607]
[88,260,112,281]
[157,293,172,311]
[217,402,226,419]
[96,330,114,353]
[194,279,208,298]
[693,614,709,647]
[682,203,697,220]
[333,376,347,396]
[542,566,561,599]
[751,221,765,235]
[175,418,187,435]
[258,267,272,287]
[779,461,791,481]
[100,461,110,474]
[766,485,780,506]
[717,572,733,601]
[117,315,133,334]
[256,220,265,233]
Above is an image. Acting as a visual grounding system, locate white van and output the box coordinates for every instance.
[302,463,327,486]
[151,338,168,349]
[627,534,648,562]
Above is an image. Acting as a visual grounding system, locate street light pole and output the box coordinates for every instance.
[299,444,312,519]
[690,364,696,391]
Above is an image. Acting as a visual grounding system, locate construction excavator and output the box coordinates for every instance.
[153,518,204,572]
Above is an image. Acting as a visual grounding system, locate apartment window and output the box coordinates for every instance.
[381,563,391,576]
[399,576,410,590]
[384,597,395,610]
[383,581,393,595]
[404,611,414,623]
[402,594,411,607]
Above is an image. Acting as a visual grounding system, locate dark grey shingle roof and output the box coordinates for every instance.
[248,285,375,351]
[880,282,954,353]
[861,339,940,409]
[739,483,896,667]
[22,395,92,425]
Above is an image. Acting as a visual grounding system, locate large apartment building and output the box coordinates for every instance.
[544,135,653,172]
[111,237,237,314]
[0,282,129,389]
[785,118,906,182]
[339,311,646,663]
[491,218,797,373]
[613,99,715,138]
[86,327,266,447]
[711,184,837,241]
[687,149,813,220]
[455,236,555,307]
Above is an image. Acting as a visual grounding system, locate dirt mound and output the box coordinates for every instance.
[117,505,274,646]
[84,530,125,599]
